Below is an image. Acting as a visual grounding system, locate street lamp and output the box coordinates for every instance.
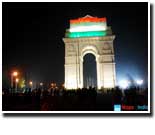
[11,71,18,88]
[51,83,54,87]
[29,81,33,89]
[40,82,43,86]
[40,82,43,90]
[15,78,19,92]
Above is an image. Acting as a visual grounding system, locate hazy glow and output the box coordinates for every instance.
[70,22,106,27]
[12,71,18,76]
[69,25,106,32]
[40,82,43,86]
[119,80,130,89]
[67,16,107,38]
[65,79,77,89]
[15,78,19,83]
[29,81,33,85]
[104,82,115,88]
[136,79,143,85]
[68,31,106,38]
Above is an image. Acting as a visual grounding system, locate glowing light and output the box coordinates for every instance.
[40,82,43,86]
[29,81,33,85]
[70,17,106,24]
[15,78,19,83]
[12,71,18,76]
[65,79,77,89]
[62,83,64,88]
[51,83,56,87]
[67,31,106,38]
[136,79,143,85]
[70,22,106,27]
[19,79,25,88]
[69,24,107,32]
[119,80,130,89]
[104,82,115,88]
[67,16,108,38]
[51,83,54,87]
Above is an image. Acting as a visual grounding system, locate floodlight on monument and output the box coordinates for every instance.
[136,79,143,86]
[119,80,130,89]
[65,78,77,89]
[67,15,107,38]
[69,25,107,32]
[64,15,116,90]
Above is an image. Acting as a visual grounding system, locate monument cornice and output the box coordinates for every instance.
[63,35,115,43]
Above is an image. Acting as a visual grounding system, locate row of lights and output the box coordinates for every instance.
[11,71,63,89]
[11,71,44,89]
[11,71,143,90]
[11,71,19,90]
[119,79,144,89]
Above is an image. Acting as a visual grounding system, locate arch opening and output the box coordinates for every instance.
[83,53,97,88]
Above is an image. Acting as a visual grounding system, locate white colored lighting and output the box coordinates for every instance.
[40,83,43,86]
[119,80,130,89]
[104,82,115,88]
[65,78,77,89]
[136,79,143,85]
[69,25,107,32]
[15,78,19,83]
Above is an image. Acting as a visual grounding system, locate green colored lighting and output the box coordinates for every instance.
[67,31,107,38]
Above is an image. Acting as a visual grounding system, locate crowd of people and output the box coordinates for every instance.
[2,86,148,111]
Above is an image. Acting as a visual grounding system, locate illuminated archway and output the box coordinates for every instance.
[63,15,116,90]
[80,45,99,89]
[83,53,97,88]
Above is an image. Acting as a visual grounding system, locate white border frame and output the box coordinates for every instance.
[2,2,150,114]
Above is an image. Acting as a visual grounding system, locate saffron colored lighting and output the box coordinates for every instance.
[67,16,108,38]
[70,17,106,24]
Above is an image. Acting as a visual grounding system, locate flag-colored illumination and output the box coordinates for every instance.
[66,16,108,38]
[69,25,107,32]
[67,31,106,38]
[70,22,106,27]
[70,17,106,24]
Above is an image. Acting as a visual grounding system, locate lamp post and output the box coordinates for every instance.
[15,78,19,92]
[40,82,43,90]
[29,81,33,90]
[40,82,43,86]
[11,71,18,88]
[51,83,54,88]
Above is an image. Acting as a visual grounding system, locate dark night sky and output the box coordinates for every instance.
[2,2,148,87]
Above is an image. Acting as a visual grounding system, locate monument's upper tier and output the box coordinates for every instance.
[70,15,106,24]
[65,15,112,38]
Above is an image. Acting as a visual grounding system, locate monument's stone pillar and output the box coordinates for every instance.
[63,15,116,89]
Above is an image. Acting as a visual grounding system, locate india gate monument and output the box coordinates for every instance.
[63,15,116,89]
